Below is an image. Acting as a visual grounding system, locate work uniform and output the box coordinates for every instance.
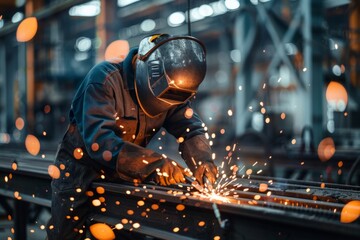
[46,48,212,240]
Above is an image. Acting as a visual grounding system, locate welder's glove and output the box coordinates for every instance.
[193,160,218,186]
[154,159,186,186]
[116,142,185,184]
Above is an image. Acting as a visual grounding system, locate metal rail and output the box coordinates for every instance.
[0,148,359,239]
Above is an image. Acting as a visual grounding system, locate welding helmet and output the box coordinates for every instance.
[135,34,206,118]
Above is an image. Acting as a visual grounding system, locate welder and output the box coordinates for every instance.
[46,34,218,240]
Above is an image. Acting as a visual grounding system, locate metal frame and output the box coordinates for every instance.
[234,0,325,146]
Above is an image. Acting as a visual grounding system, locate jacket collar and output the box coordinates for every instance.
[123,47,138,90]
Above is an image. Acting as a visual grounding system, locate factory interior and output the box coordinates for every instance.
[0,0,360,239]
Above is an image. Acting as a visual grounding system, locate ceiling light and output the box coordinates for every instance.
[199,4,213,17]
[224,0,240,10]
[118,0,140,7]
[12,12,24,23]
[168,12,185,27]
[140,19,156,32]
[69,0,100,17]
[76,37,92,52]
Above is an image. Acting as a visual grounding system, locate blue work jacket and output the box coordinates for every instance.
[68,48,212,182]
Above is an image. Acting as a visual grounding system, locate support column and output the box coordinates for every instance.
[302,0,324,146]
[234,6,256,136]
[349,0,360,89]
[25,0,43,133]
[96,0,118,62]
[0,41,6,132]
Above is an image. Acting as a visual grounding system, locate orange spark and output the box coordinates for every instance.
[15,117,25,130]
[102,150,112,161]
[96,186,105,194]
[198,221,206,227]
[11,162,18,171]
[184,108,194,119]
[115,223,123,230]
[73,148,83,160]
[91,143,99,151]
[340,201,360,223]
[317,137,335,162]
[151,204,159,210]
[48,165,60,179]
[92,199,101,207]
[25,134,40,156]
[89,223,115,240]
[259,183,268,192]
[176,204,185,211]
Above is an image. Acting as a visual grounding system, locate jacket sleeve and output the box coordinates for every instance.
[163,102,212,173]
[73,82,164,181]
[73,82,123,171]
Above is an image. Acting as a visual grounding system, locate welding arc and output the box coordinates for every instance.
[185,176,204,192]
[177,164,204,192]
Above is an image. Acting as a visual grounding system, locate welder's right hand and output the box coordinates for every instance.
[193,161,218,186]
[154,159,186,186]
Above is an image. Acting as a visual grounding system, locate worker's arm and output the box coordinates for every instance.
[72,72,184,184]
[163,102,218,185]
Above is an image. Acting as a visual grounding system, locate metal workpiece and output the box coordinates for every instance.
[88,176,360,240]
[0,147,360,240]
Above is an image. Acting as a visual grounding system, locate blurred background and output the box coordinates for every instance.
[0,0,359,186]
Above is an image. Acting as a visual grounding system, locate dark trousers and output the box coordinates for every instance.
[46,126,99,240]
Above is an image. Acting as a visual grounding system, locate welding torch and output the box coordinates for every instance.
[184,174,227,229]
[180,164,214,193]
[185,176,204,192]
[181,166,213,193]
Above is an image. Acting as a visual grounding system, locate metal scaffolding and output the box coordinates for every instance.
[234,0,325,146]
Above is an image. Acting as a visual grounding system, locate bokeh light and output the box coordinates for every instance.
[92,199,101,207]
[176,204,185,211]
[198,221,206,227]
[259,183,268,192]
[10,162,17,171]
[48,165,60,179]
[317,137,335,162]
[105,40,130,62]
[96,186,105,194]
[16,17,38,42]
[15,117,25,130]
[184,108,194,119]
[115,223,123,230]
[102,150,112,161]
[73,148,84,160]
[25,134,40,156]
[326,81,348,112]
[91,143,99,151]
[340,200,360,223]
[89,223,115,240]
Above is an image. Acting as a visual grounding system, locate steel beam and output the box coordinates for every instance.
[302,0,325,146]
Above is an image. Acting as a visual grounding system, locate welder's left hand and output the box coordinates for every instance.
[154,158,186,186]
[193,161,218,186]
